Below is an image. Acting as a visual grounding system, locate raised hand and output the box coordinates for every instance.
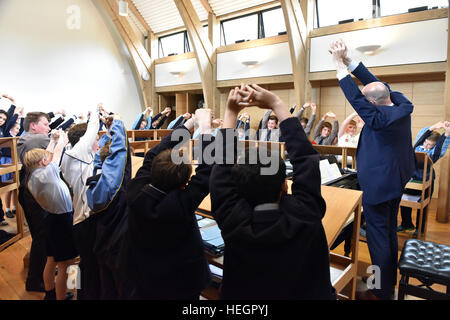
[302,102,311,109]
[57,131,69,147]
[238,84,291,122]
[430,120,445,131]
[326,111,337,119]
[113,113,122,121]
[444,121,450,136]
[1,94,15,104]
[196,108,212,134]
[329,39,349,69]
[226,85,246,114]
[237,84,283,110]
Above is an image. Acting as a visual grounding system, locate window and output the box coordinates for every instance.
[220,6,287,46]
[379,0,448,17]
[261,7,286,38]
[315,0,448,28]
[221,13,259,45]
[158,31,191,58]
[316,0,374,28]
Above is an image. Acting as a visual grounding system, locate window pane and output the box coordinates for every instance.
[262,7,286,38]
[222,14,258,45]
[380,0,448,17]
[317,0,373,28]
[159,32,185,57]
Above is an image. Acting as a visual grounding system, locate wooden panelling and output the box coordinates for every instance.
[319,79,447,199]
[309,63,447,82]
[216,35,288,54]
[154,52,197,64]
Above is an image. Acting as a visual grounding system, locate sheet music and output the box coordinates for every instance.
[319,160,342,184]
[402,194,421,202]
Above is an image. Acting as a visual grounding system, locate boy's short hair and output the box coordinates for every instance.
[427,131,441,143]
[268,115,278,124]
[300,117,309,124]
[100,141,112,163]
[320,121,332,131]
[23,148,52,171]
[150,149,192,193]
[68,123,88,147]
[348,120,356,127]
[232,148,286,207]
[24,112,50,132]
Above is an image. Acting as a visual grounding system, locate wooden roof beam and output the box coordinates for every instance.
[174,0,215,111]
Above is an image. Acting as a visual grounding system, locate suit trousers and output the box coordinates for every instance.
[363,197,401,300]
[72,216,100,300]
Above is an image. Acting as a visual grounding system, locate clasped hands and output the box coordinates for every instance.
[329,39,351,71]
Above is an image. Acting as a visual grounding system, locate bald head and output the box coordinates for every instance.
[362,82,391,106]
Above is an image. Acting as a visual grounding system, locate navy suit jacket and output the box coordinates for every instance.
[339,63,416,205]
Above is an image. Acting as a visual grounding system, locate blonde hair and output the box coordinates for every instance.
[23,148,52,171]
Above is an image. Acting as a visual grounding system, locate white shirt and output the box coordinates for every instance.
[28,162,73,214]
[338,133,360,148]
[60,114,99,225]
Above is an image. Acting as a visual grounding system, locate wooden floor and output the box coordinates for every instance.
[0,205,449,300]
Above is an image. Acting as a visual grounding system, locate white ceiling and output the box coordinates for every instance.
[131,0,275,34]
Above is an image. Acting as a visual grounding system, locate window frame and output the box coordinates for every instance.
[158,30,192,58]
[220,6,285,46]
[315,0,446,29]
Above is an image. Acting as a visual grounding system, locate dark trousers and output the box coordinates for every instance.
[363,197,401,300]
[73,216,100,300]
[0,198,4,221]
[18,185,48,289]
[98,255,121,300]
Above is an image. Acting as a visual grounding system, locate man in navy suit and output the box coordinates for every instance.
[329,40,416,300]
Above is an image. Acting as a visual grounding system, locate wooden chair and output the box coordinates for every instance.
[129,141,148,156]
[400,152,434,240]
[155,129,173,140]
[313,145,357,170]
[133,130,154,141]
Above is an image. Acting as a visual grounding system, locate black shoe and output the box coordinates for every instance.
[65,292,74,300]
[397,225,415,232]
[6,210,14,219]
[26,280,46,292]
[44,289,56,300]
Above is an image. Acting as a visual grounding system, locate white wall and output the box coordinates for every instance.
[217,42,292,81]
[0,0,143,128]
[310,18,448,72]
[155,58,201,87]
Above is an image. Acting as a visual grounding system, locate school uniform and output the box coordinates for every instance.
[118,125,213,299]
[210,117,335,300]
[86,119,131,300]
[60,114,100,300]
[400,127,449,232]
[27,162,77,262]
[17,132,51,291]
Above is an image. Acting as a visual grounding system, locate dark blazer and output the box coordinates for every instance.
[118,125,213,299]
[339,62,416,205]
[210,117,335,300]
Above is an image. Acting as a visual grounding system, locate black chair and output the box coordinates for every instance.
[398,239,450,300]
